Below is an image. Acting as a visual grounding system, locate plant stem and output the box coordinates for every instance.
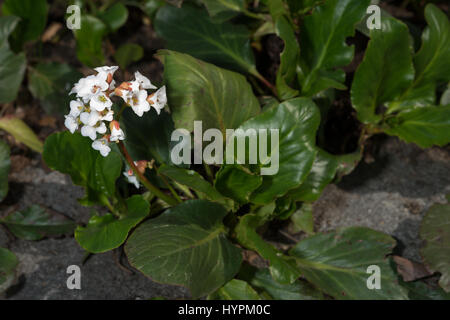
[203,163,214,182]
[118,142,178,206]
[154,165,183,203]
[252,70,278,98]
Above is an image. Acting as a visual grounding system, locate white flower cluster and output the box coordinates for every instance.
[64,66,167,157]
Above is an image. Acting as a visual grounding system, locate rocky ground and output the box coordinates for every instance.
[1,136,449,299]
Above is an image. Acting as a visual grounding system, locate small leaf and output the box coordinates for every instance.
[0,247,18,293]
[158,50,259,134]
[74,15,107,67]
[351,18,415,124]
[2,205,76,240]
[298,0,370,96]
[200,0,244,22]
[2,0,48,47]
[211,279,261,300]
[385,105,450,148]
[236,209,302,284]
[401,280,450,300]
[98,2,128,32]
[125,200,242,298]
[0,140,10,202]
[155,5,257,75]
[289,227,409,299]
[28,62,83,115]
[75,195,149,253]
[0,46,26,103]
[0,15,20,48]
[114,43,143,69]
[290,203,314,235]
[0,116,43,153]
[420,203,450,292]
[214,164,262,204]
[43,132,122,202]
[440,83,450,106]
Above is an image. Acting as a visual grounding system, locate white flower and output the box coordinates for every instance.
[90,92,113,111]
[92,138,111,157]
[80,110,101,126]
[94,66,119,79]
[101,110,114,122]
[123,169,139,188]
[69,74,109,99]
[147,86,167,114]
[134,71,156,90]
[109,121,125,142]
[127,90,150,117]
[64,115,78,133]
[69,99,85,117]
[81,125,97,140]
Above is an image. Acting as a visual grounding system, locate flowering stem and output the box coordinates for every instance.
[118,142,178,206]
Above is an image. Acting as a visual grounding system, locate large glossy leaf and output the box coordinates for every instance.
[43,132,122,203]
[0,46,26,103]
[287,148,339,202]
[351,18,415,124]
[75,195,149,253]
[97,2,128,32]
[0,247,18,293]
[125,200,242,298]
[0,15,20,48]
[236,205,302,284]
[158,50,259,133]
[155,5,257,75]
[200,0,244,22]
[227,98,319,204]
[210,279,261,300]
[120,107,175,164]
[74,15,107,67]
[214,164,262,204]
[0,140,10,202]
[2,0,48,47]
[159,164,233,209]
[239,264,324,300]
[385,105,450,148]
[388,4,450,111]
[289,227,409,299]
[274,16,300,100]
[298,0,370,96]
[28,62,82,115]
[420,204,450,292]
[1,205,76,240]
[0,116,43,153]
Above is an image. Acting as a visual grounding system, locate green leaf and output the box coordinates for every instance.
[214,164,262,204]
[0,140,10,202]
[28,62,83,115]
[74,15,107,67]
[154,5,257,75]
[287,148,339,202]
[385,105,450,148]
[159,164,232,209]
[200,0,244,22]
[0,116,43,153]
[351,18,415,124]
[120,107,175,165]
[211,279,261,300]
[75,195,149,253]
[158,50,259,133]
[125,200,242,298]
[274,16,300,100]
[441,83,450,106]
[0,15,20,48]
[0,247,18,293]
[239,264,324,300]
[290,203,314,235]
[420,203,450,292]
[2,0,48,47]
[0,46,26,103]
[389,4,450,110]
[401,280,450,300]
[236,207,302,284]
[227,98,319,204]
[98,2,128,32]
[43,132,122,202]
[289,227,409,299]
[114,43,143,69]
[299,0,370,96]
[1,205,76,240]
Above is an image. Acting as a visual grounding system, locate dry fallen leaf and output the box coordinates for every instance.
[393,255,432,282]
